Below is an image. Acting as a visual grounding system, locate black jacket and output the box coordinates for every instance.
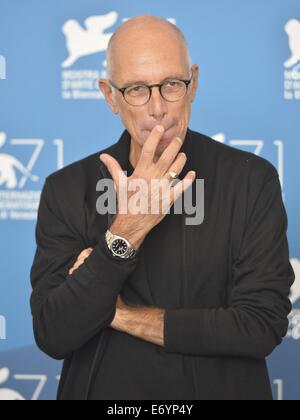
[30,128,295,400]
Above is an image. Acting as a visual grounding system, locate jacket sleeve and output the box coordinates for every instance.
[30,177,139,360]
[164,172,295,360]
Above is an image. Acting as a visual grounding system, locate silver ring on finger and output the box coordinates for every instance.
[168,171,180,187]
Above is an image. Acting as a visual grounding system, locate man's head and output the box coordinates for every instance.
[99,15,199,162]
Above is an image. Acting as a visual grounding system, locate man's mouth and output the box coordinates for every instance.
[144,125,173,133]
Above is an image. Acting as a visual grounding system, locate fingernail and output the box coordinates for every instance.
[156,125,165,133]
[100,154,107,162]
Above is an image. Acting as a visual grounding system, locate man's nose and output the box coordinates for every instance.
[148,86,167,120]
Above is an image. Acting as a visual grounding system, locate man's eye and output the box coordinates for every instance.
[165,81,179,88]
[127,86,144,95]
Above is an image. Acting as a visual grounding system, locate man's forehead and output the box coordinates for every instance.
[111,42,190,85]
[114,57,190,85]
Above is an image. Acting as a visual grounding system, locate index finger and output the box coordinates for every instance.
[137,125,165,167]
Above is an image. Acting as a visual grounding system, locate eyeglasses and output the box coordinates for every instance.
[109,68,194,107]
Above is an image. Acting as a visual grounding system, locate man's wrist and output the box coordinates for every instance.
[111,305,165,347]
[110,217,149,250]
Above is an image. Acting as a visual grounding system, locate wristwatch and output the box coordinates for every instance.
[105,230,137,260]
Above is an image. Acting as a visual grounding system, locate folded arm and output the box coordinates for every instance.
[30,178,139,360]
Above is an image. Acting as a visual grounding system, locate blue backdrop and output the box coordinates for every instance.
[0,0,299,400]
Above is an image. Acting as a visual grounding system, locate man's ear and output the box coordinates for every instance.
[99,79,119,114]
[190,64,199,103]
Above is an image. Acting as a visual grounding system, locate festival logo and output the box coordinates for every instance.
[284,19,300,100]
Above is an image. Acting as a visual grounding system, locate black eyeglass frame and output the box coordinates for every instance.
[109,68,194,106]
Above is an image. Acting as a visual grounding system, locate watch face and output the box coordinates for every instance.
[112,239,128,256]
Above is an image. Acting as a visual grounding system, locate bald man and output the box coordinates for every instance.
[30,16,294,400]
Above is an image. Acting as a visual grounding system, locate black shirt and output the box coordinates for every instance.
[30,128,295,400]
[90,156,196,399]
